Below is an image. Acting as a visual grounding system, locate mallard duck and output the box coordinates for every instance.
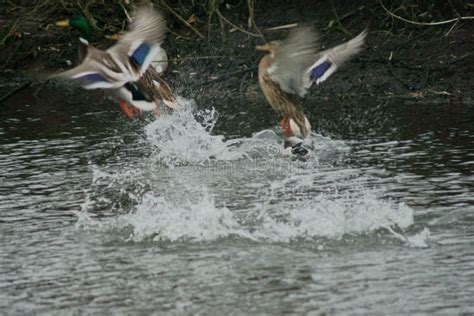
[54,6,178,118]
[256,27,367,154]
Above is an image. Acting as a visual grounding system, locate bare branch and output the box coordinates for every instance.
[379,0,474,26]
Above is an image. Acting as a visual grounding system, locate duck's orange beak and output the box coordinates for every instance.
[256,43,272,52]
[55,19,70,28]
[106,33,123,41]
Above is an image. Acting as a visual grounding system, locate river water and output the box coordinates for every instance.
[1,84,473,314]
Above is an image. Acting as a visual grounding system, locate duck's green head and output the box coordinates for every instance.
[56,15,90,39]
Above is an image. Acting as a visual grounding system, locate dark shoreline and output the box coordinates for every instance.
[1,0,473,124]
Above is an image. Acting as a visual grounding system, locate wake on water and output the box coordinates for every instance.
[75,98,429,247]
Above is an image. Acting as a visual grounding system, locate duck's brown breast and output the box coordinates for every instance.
[258,54,310,137]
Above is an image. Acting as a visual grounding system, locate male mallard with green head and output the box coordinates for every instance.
[256,27,367,155]
[54,6,178,118]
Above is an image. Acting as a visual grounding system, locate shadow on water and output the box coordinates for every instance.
[1,83,474,314]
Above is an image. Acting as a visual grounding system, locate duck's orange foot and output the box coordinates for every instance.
[119,99,140,119]
[280,116,293,138]
[153,97,161,117]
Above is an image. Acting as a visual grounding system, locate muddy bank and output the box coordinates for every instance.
[1,0,473,122]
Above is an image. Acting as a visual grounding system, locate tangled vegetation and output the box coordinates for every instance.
[2,0,472,47]
[0,0,472,103]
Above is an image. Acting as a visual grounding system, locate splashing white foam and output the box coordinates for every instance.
[119,192,251,242]
[75,102,417,245]
[76,184,414,244]
[145,103,243,166]
[406,228,431,248]
[251,189,414,242]
[144,101,349,167]
[386,226,431,248]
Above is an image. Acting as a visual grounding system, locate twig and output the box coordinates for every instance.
[215,9,262,37]
[247,0,255,29]
[239,72,250,104]
[265,23,298,31]
[194,67,256,87]
[251,19,266,43]
[324,6,365,30]
[77,2,104,32]
[0,81,31,103]
[170,55,248,61]
[167,28,192,40]
[161,2,205,39]
[340,5,365,21]
[1,18,21,46]
[152,56,248,65]
[120,2,133,23]
[447,0,462,19]
[33,80,50,98]
[379,0,474,26]
[329,0,352,36]
[207,9,215,41]
[428,89,454,96]
[445,19,459,37]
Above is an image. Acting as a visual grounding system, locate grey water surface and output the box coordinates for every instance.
[1,85,473,314]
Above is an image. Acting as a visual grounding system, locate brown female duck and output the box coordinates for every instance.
[256,27,367,154]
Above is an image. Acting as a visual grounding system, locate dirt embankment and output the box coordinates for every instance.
[0,0,473,106]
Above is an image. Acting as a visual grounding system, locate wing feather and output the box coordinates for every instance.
[268,26,320,97]
[52,6,167,90]
[305,30,367,88]
[109,6,167,76]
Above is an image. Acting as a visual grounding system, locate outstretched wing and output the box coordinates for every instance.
[109,6,167,78]
[268,26,320,98]
[53,6,167,89]
[52,39,131,89]
[304,30,367,88]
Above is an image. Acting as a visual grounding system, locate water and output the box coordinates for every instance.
[1,85,473,314]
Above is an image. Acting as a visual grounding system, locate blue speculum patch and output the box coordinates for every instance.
[130,43,151,66]
[79,72,108,83]
[310,61,332,80]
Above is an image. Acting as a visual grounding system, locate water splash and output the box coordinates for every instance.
[76,181,415,244]
[249,182,414,242]
[145,103,244,166]
[385,226,431,248]
[117,191,251,242]
[75,104,418,245]
[144,102,349,167]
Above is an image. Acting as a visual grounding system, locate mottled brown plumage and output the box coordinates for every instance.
[258,53,309,137]
[256,27,367,139]
[137,66,176,107]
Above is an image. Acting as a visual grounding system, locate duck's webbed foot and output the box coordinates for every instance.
[119,99,141,119]
[153,97,161,117]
